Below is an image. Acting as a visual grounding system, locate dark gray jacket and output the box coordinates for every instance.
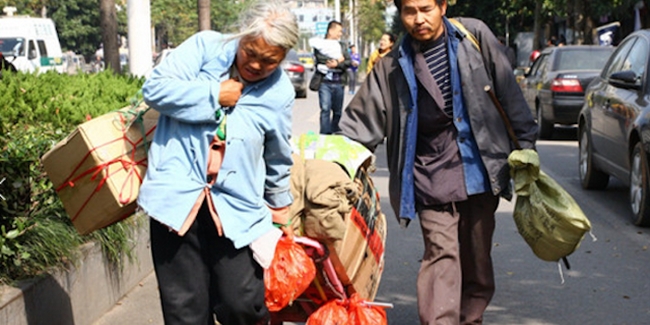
[338,17,537,225]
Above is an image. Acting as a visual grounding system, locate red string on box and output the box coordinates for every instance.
[55,110,156,223]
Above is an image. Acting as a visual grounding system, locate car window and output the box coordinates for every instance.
[553,48,613,71]
[528,54,548,77]
[37,40,47,56]
[602,38,637,77]
[621,39,648,82]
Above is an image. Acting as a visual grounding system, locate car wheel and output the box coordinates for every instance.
[629,142,650,226]
[296,89,307,99]
[537,105,554,139]
[579,126,609,189]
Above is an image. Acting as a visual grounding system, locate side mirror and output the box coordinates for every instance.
[609,70,642,90]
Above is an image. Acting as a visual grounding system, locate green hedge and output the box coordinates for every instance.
[0,70,146,283]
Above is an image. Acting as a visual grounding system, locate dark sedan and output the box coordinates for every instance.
[282,49,307,98]
[519,45,614,139]
[578,30,650,226]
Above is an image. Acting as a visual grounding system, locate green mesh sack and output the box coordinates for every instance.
[509,149,592,262]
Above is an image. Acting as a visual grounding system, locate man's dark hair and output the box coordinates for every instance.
[394,0,445,12]
[327,21,342,34]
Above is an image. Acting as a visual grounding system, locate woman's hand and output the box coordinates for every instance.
[278,224,294,240]
[269,205,294,240]
[219,77,244,107]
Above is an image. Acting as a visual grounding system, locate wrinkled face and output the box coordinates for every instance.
[236,35,286,83]
[378,34,394,51]
[400,0,447,42]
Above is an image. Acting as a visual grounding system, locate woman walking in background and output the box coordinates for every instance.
[366,32,396,73]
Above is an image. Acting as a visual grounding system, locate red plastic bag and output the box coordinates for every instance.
[305,299,349,325]
[306,294,388,325]
[264,236,316,312]
[348,293,387,325]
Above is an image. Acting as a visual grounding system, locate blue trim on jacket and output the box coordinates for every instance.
[397,17,490,221]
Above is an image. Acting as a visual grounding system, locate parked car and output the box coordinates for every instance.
[282,49,307,98]
[578,30,650,226]
[519,45,615,139]
[513,66,528,83]
[298,52,314,70]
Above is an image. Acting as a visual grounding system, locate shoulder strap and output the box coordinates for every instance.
[449,18,522,149]
[448,18,480,52]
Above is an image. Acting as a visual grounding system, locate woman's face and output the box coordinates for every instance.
[379,34,394,51]
[236,35,286,83]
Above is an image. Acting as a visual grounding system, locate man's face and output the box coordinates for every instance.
[236,35,286,83]
[400,0,447,42]
[327,24,343,41]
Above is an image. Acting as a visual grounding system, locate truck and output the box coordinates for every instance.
[0,15,64,73]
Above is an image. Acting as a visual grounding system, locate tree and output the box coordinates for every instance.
[99,0,120,73]
[197,0,209,31]
[151,0,198,51]
[209,0,245,32]
[357,0,388,57]
[49,0,103,58]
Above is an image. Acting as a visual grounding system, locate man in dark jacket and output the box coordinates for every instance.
[338,0,537,323]
[313,21,351,134]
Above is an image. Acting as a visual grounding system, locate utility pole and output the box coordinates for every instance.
[127,0,152,77]
[335,0,340,22]
[349,0,355,45]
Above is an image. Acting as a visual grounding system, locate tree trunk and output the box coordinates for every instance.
[100,0,121,73]
[533,0,542,50]
[198,0,210,31]
[574,0,587,44]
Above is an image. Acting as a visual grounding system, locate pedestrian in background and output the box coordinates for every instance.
[497,36,517,69]
[338,0,537,324]
[314,20,351,134]
[348,44,361,95]
[366,32,396,73]
[138,1,298,324]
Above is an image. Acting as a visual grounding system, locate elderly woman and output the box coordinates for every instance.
[138,1,299,324]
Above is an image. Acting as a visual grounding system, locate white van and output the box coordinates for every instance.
[0,16,64,73]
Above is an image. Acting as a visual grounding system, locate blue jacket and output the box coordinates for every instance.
[138,31,294,248]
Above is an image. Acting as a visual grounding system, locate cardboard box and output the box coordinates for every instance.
[349,211,386,300]
[41,103,158,235]
[325,167,386,299]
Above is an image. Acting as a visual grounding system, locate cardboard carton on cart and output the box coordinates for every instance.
[271,134,387,323]
[41,103,158,235]
[326,165,386,300]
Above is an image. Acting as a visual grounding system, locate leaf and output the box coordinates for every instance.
[5,230,20,240]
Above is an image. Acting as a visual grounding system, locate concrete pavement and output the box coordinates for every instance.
[92,271,163,325]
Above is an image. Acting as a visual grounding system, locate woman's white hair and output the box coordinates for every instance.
[230,1,299,51]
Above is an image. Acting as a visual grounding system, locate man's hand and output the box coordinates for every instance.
[219,77,244,107]
[326,59,339,69]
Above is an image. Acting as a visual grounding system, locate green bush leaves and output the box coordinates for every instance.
[0,71,145,283]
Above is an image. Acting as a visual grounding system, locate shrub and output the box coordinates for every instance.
[0,71,145,283]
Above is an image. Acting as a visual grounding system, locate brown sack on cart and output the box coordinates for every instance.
[508,149,592,262]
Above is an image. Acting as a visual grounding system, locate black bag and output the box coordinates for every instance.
[309,72,323,91]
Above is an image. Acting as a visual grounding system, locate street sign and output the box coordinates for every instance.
[315,21,328,36]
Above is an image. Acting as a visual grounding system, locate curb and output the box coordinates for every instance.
[0,225,153,325]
